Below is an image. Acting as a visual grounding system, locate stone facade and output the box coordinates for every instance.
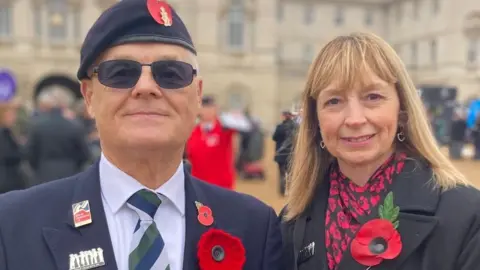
[1,0,480,129]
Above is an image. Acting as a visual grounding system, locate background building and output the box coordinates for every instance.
[1,0,480,128]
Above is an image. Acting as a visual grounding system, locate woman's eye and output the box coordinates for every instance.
[367,93,383,100]
[325,98,340,106]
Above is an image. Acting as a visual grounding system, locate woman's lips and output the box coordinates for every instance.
[341,134,376,146]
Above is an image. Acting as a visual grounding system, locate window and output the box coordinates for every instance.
[467,38,478,64]
[33,7,42,38]
[276,42,283,63]
[304,4,314,25]
[0,6,12,38]
[412,0,419,20]
[395,3,403,23]
[364,8,374,26]
[228,91,247,110]
[410,42,417,67]
[226,0,245,49]
[334,6,344,26]
[432,0,440,14]
[276,1,284,22]
[430,39,437,65]
[73,9,81,41]
[303,44,314,63]
[47,0,68,42]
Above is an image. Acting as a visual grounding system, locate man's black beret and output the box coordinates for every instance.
[77,0,196,80]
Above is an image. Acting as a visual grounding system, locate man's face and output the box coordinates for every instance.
[81,42,203,150]
[200,104,217,122]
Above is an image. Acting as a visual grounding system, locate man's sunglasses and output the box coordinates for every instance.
[91,59,197,89]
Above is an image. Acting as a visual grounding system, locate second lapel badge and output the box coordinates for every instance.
[195,201,214,226]
[298,242,315,264]
[69,247,105,270]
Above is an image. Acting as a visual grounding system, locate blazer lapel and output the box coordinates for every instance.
[182,173,214,270]
[296,178,329,270]
[43,162,117,270]
[338,159,440,270]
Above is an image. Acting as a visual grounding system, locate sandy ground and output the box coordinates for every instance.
[234,140,480,214]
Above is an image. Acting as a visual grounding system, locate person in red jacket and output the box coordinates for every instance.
[186,96,251,189]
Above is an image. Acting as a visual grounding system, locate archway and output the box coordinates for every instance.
[225,82,252,111]
[33,74,81,103]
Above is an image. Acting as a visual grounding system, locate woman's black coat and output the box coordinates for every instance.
[280,158,480,270]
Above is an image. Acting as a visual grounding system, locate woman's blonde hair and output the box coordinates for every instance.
[284,32,470,221]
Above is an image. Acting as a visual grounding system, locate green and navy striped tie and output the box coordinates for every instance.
[127,189,170,270]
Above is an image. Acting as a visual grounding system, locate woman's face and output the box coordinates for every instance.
[316,68,400,166]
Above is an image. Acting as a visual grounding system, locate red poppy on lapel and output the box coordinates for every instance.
[195,201,214,226]
[350,192,402,266]
[197,228,246,270]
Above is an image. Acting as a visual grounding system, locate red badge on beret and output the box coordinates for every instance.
[147,0,173,27]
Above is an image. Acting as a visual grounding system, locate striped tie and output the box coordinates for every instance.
[127,189,170,270]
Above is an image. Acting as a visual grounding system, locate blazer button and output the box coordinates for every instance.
[211,245,225,262]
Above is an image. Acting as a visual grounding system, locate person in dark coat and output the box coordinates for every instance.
[472,115,480,160]
[25,88,91,184]
[449,109,467,160]
[273,111,296,195]
[0,102,25,193]
[280,33,480,270]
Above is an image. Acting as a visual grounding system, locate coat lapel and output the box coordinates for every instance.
[337,159,440,270]
[295,178,329,270]
[182,173,215,270]
[43,162,117,270]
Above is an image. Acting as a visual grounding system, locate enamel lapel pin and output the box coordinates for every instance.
[72,200,92,228]
[298,242,315,264]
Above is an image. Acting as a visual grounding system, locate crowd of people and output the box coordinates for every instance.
[0,89,266,194]
[0,87,99,193]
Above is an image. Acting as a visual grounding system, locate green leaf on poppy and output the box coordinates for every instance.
[379,192,400,225]
[384,192,394,211]
[393,220,399,229]
[391,206,400,222]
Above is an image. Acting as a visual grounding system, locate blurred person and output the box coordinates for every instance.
[472,115,480,160]
[273,110,297,196]
[237,108,265,180]
[25,87,91,184]
[449,109,467,160]
[9,98,31,144]
[280,33,480,270]
[74,99,96,136]
[74,100,101,163]
[0,2,282,270]
[0,101,25,194]
[186,95,252,189]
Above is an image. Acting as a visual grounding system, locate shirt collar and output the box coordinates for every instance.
[99,153,185,216]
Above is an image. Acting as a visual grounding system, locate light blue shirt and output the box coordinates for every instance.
[99,154,186,270]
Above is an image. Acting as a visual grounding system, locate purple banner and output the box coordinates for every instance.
[0,69,17,102]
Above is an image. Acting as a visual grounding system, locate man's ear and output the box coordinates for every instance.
[80,80,95,118]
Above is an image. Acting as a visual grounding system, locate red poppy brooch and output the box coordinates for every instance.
[195,201,214,226]
[197,228,246,270]
[350,191,402,267]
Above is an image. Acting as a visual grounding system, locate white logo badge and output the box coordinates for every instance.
[69,248,105,270]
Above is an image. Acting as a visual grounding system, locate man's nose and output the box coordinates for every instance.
[130,66,163,98]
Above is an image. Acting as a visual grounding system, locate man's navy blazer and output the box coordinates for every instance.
[0,162,283,270]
